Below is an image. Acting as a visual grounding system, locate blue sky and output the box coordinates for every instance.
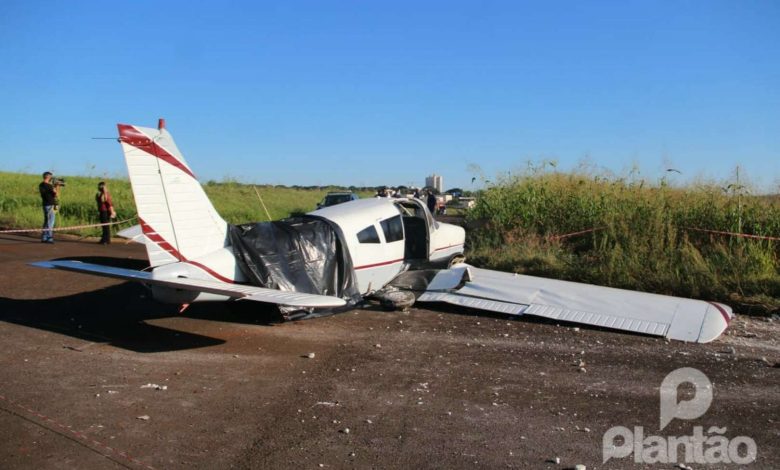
[1,1,778,190]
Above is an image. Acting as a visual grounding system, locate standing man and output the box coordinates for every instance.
[39,171,58,243]
[426,190,437,215]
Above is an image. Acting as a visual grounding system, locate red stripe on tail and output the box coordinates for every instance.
[138,218,234,283]
[117,124,197,179]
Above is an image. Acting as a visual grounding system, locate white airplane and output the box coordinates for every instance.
[32,119,733,343]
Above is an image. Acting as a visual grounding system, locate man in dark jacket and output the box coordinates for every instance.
[426,191,437,215]
[39,171,59,243]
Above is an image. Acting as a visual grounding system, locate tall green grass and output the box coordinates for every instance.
[0,171,372,237]
[466,167,780,314]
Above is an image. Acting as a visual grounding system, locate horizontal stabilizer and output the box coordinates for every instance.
[117,224,148,245]
[30,260,346,308]
[417,265,732,343]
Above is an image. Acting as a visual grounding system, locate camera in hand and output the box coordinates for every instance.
[52,177,66,187]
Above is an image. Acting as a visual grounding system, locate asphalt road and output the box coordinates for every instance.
[0,233,778,469]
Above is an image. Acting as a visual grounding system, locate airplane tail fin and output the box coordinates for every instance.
[117,119,228,267]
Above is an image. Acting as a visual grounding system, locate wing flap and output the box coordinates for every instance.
[30,260,345,308]
[417,292,526,315]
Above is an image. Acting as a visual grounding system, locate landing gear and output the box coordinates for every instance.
[374,288,416,311]
[448,254,466,268]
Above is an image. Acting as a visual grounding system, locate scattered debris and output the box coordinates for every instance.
[374,343,382,348]
[315,401,338,407]
[574,465,586,470]
[305,352,316,359]
[546,456,561,464]
[578,367,587,373]
[572,327,580,332]
[141,383,167,391]
[136,415,150,421]
[340,428,350,434]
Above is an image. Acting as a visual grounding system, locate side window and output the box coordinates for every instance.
[357,225,380,244]
[380,215,404,243]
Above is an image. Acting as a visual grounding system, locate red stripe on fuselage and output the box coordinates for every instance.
[354,258,404,270]
[138,217,234,283]
[434,243,464,252]
[184,260,235,284]
[117,124,197,180]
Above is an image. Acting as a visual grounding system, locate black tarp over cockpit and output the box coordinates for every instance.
[228,216,362,319]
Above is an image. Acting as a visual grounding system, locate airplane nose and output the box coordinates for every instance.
[697,302,734,343]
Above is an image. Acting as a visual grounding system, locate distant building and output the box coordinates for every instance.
[425,174,443,193]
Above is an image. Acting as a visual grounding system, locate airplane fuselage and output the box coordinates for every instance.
[149,197,465,304]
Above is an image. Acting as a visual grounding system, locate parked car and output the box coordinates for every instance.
[317,191,359,209]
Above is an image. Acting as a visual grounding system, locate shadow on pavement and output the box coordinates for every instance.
[0,281,228,353]
[2,256,283,352]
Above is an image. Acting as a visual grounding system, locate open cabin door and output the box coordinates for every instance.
[397,200,431,262]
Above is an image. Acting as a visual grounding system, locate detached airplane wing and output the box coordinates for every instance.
[30,260,346,308]
[415,265,732,343]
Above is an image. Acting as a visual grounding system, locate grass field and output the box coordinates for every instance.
[0,171,373,237]
[466,167,780,315]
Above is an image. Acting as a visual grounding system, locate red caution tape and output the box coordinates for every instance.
[546,226,780,243]
[684,227,780,242]
[547,226,605,241]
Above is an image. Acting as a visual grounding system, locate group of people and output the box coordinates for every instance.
[374,186,446,216]
[39,171,116,245]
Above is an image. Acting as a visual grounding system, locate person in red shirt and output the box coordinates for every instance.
[95,181,116,244]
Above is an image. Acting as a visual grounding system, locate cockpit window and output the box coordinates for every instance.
[380,215,404,243]
[357,225,380,244]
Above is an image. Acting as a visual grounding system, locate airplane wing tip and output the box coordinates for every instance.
[696,302,734,343]
[30,261,57,269]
